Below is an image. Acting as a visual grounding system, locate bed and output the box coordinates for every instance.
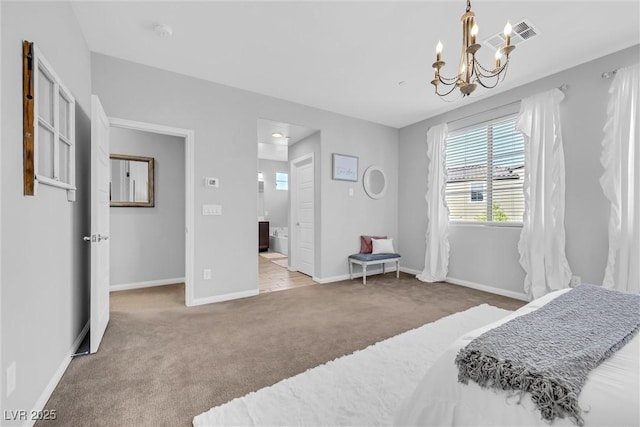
[395,288,640,427]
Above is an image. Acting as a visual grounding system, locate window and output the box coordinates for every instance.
[470,183,484,202]
[276,172,288,190]
[26,42,76,200]
[446,114,524,223]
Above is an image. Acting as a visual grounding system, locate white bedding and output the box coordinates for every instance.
[193,305,511,427]
[395,289,640,426]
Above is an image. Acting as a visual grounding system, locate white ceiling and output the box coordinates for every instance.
[72,1,640,128]
[257,118,318,161]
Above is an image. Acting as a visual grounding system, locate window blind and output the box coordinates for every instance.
[446,114,524,223]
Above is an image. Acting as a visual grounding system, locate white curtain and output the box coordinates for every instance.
[516,89,572,300]
[600,64,640,293]
[418,123,450,283]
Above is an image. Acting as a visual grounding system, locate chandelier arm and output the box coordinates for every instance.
[474,55,510,75]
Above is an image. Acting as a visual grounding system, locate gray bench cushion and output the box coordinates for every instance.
[349,253,401,262]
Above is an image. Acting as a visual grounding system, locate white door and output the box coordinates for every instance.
[89,95,110,353]
[291,155,314,277]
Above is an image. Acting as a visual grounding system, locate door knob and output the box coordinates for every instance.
[83,236,93,242]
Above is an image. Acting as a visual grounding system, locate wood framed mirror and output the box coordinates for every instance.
[110,154,155,207]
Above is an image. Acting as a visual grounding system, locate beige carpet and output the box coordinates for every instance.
[259,252,286,259]
[38,275,524,427]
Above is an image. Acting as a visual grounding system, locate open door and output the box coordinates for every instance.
[291,154,314,277]
[88,95,110,353]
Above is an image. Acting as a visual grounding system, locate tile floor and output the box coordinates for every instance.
[258,253,316,293]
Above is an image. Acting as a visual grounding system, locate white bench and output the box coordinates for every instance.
[348,253,401,285]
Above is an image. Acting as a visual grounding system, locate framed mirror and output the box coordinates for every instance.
[110,154,155,207]
[363,165,387,200]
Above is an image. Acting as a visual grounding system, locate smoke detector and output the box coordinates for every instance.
[153,23,173,37]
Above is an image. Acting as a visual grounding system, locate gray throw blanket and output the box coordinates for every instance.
[455,284,640,426]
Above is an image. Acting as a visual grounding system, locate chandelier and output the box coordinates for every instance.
[431,0,515,99]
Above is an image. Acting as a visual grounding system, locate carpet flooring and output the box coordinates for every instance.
[38,274,524,427]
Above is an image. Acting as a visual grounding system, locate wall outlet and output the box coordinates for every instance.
[570,275,581,287]
[7,362,16,397]
[203,269,211,280]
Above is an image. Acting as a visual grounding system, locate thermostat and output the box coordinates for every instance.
[205,177,219,188]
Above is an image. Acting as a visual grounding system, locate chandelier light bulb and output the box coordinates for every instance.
[436,41,443,61]
[495,49,502,69]
[503,21,512,36]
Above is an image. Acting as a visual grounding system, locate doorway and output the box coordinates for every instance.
[108,118,195,306]
[257,119,318,292]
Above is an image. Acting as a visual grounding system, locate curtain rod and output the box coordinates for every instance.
[446,83,568,127]
[445,100,520,127]
[602,70,617,79]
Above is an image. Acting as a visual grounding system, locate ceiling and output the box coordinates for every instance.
[257,118,318,161]
[72,1,640,128]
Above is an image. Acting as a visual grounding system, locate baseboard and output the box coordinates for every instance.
[400,266,422,275]
[28,321,89,427]
[446,276,529,301]
[190,289,259,306]
[110,277,185,292]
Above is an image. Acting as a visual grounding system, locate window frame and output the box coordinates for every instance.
[446,107,524,227]
[31,44,76,200]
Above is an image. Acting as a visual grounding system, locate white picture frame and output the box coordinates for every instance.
[332,153,358,182]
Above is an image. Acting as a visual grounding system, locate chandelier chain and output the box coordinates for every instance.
[466,0,471,13]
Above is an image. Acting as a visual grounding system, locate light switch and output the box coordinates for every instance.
[202,204,222,216]
[205,177,219,188]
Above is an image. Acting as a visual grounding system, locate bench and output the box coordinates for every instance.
[348,253,401,285]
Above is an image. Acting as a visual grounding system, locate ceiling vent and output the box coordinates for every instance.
[483,19,539,50]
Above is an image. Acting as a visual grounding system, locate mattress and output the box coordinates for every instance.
[394,289,640,426]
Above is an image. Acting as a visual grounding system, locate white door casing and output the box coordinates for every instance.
[108,117,195,306]
[291,154,314,277]
[89,95,110,353]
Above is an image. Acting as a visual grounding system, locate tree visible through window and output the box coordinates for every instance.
[446,115,524,223]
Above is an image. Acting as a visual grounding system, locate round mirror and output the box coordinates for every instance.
[363,166,387,199]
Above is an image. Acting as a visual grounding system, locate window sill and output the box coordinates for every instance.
[36,175,77,201]
[450,220,523,228]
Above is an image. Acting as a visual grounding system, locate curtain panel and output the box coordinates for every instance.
[601,63,640,293]
[516,88,572,300]
[418,123,450,283]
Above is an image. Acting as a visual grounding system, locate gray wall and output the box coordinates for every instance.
[398,45,640,295]
[257,159,288,228]
[110,127,185,286]
[1,2,91,418]
[92,53,398,299]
